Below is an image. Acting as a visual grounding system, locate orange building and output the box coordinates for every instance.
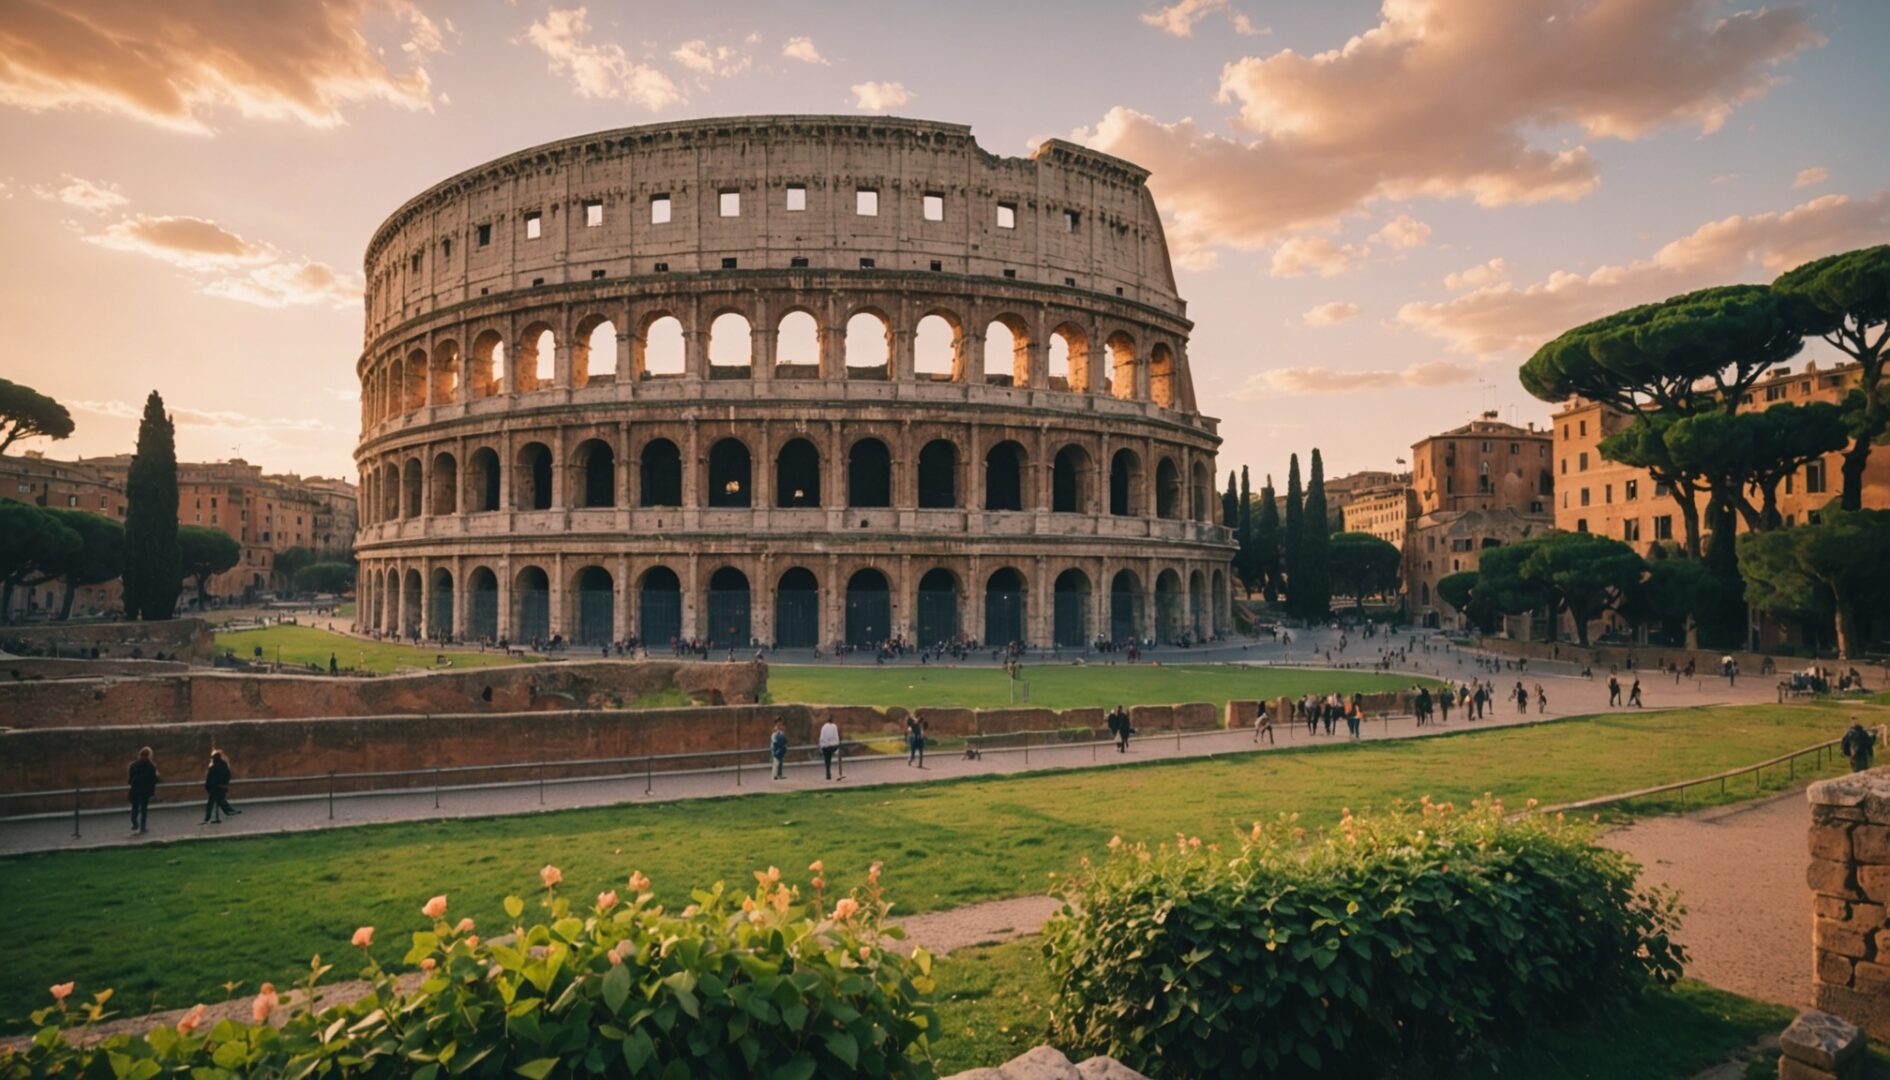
[0,452,128,619]
[1404,413,1555,627]
[1341,481,1416,548]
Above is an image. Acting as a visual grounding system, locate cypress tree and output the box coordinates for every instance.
[1237,466,1253,590]
[123,391,180,620]
[1302,449,1332,619]
[1221,470,1239,534]
[1283,454,1303,616]
[1255,476,1280,603]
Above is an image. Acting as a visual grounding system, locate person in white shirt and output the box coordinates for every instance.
[818,719,841,780]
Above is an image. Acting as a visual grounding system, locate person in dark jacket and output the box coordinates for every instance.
[128,747,159,834]
[769,721,788,780]
[1842,719,1877,773]
[203,749,239,824]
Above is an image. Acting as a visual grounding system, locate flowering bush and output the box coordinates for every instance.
[1041,797,1686,1078]
[2,862,937,1079]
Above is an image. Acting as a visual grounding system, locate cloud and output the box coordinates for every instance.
[1370,213,1431,249]
[31,175,127,213]
[526,6,682,111]
[0,0,441,133]
[851,80,911,111]
[71,399,335,433]
[86,212,362,308]
[1081,0,1819,264]
[1444,257,1508,290]
[1793,166,1829,190]
[671,39,751,79]
[782,36,827,65]
[1302,301,1360,327]
[1270,234,1362,278]
[1399,191,1890,356]
[1140,0,1263,38]
[1239,358,1477,397]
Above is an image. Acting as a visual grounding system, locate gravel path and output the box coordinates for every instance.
[899,895,1062,956]
[1603,790,1810,1008]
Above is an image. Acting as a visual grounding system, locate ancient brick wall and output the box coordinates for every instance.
[0,618,215,662]
[1806,766,1890,1041]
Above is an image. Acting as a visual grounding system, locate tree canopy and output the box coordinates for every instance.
[178,526,242,605]
[1476,533,1645,646]
[1737,507,1890,660]
[1773,245,1890,511]
[0,501,81,621]
[295,561,356,595]
[1436,570,1502,634]
[0,378,75,456]
[43,509,125,619]
[123,391,181,620]
[1327,532,1401,609]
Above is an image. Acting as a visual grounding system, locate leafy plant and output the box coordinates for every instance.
[1041,798,1686,1079]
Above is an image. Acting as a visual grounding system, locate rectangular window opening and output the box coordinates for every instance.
[790,256,810,268]
[719,190,740,217]
[859,257,876,269]
[1002,268,1016,279]
[477,223,491,247]
[410,252,422,273]
[653,262,669,272]
[923,193,943,221]
[524,212,542,240]
[996,202,1017,229]
[785,184,806,211]
[721,257,738,270]
[929,260,943,272]
[441,238,452,258]
[1064,209,1080,232]
[584,200,603,227]
[651,195,671,225]
[856,189,879,216]
[591,269,607,279]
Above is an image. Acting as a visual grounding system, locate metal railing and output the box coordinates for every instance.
[1535,725,1885,817]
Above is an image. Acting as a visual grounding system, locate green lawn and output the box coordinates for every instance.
[213,624,530,675]
[929,937,1799,1078]
[1,700,1872,1033]
[767,662,1429,711]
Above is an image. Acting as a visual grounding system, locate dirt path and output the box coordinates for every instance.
[898,895,1061,956]
[1603,790,1810,1008]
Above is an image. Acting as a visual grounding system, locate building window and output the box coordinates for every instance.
[923,193,944,221]
[584,200,603,227]
[1576,519,1588,533]
[441,238,451,258]
[1579,420,1587,436]
[1509,442,1519,454]
[1580,488,1590,506]
[410,251,422,273]
[721,257,738,269]
[524,212,542,240]
[785,184,806,211]
[790,256,809,268]
[651,195,672,225]
[1064,209,1080,232]
[1806,459,1827,493]
[1579,452,1589,471]
[1625,479,1638,501]
[477,223,491,247]
[1604,483,1612,504]
[1623,518,1641,542]
[856,189,878,216]
[1560,459,1567,475]
[1654,515,1673,540]
[996,202,1016,229]
[859,257,875,269]
[719,190,741,217]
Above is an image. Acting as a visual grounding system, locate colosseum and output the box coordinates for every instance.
[352,115,1234,652]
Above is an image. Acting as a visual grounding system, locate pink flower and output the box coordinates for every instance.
[251,983,278,1023]
[680,904,700,918]
[540,865,563,889]
[419,958,437,972]
[832,898,860,921]
[627,871,651,893]
[455,917,475,934]
[49,982,73,1004]
[858,946,871,961]
[867,862,882,885]
[176,1003,207,1035]
[422,895,448,920]
[807,860,824,874]
[597,890,619,912]
[766,866,781,883]
[351,926,374,949]
[464,935,479,948]
[811,877,825,891]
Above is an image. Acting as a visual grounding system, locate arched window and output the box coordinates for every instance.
[1191,461,1213,521]
[983,316,1028,386]
[707,438,751,508]
[1109,569,1142,643]
[380,464,399,521]
[430,340,460,403]
[516,442,553,511]
[775,311,820,379]
[1109,449,1142,516]
[1054,568,1090,648]
[467,448,501,512]
[573,566,614,645]
[575,316,617,386]
[848,438,892,508]
[514,565,550,642]
[1048,324,1088,392]
[845,311,890,380]
[1155,569,1184,644]
[985,567,1026,646]
[775,567,819,647]
[467,567,498,641]
[1052,444,1089,513]
[640,314,684,378]
[573,439,615,508]
[1149,343,1176,408]
[469,330,505,398]
[639,567,682,645]
[639,439,682,507]
[519,324,555,392]
[401,458,422,518]
[1190,570,1208,640]
[708,311,752,378]
[1106,332,1136,400]
[845,569,891,648]
[984,441,1025,511]
[706,566,751,645]
[915,568,959,646]
[403,350,427,411]
[428,567,453,641]
[430,452,457,516]
[775,438,821,507]
[918,440,957,508]
[914,313,958,381]
[401,567,423,636]
[1155,457,1182,520]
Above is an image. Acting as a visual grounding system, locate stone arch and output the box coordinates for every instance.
[428,566,454,640]
[1110,569,1143,642]
[1109,448,1143,516]
[914,310,961,381]
[467,565,499,641]
[984,566,1027,646]
[1191,460,1213,522]
[1212,568,1229,635]
[401,567,422,636]
[705,565,751,646]
[572,438,615,508]
[1155,568,1184,644]
[513,564,551,643]
[707,310,753,378]
[775,437,821,507]
[918,439,957,508]
[518,322,555,392]
[915,567,960,646]
[982,313,1029,386]
[984,439,1027,512]
[403,348,428,411]
[638,565,683,645]
[638,312,684,379]
[1053,568,1091,648]
[467,447,501,512]
[574,314,618,386]
[845,308,891,380]
[1189,569,1208,640]
[1155,456,1183,520]
[379,463,399,521]
[1048,322,1089,393]
[401,457,422,518]
[1150,343,1176,408]
[775,309,820,379]
[571,565,615,645]
[469,329,505,398]
[1106,331,1137,400]
[848,436,892,508]
[430,339,460,403]
[706,437,751,508]
[844,568,891,648]
[515,441,553,511]
[639,437,682,507]
[774,566,819,648]
[429,451,457,516]
[1051,443,1091,514]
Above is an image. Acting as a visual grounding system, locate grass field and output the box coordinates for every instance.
[2,699,1874,1033]
[212,625,530,675]
[767,662,1429,710]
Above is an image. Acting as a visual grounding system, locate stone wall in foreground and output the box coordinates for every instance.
[1806,766,1890,1042]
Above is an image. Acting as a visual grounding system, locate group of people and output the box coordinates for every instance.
[1606,673,1647,708]
[123,747,239,834]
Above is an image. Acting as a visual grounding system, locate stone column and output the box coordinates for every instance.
[891,325,915,383]
[496,559,512,642]
[549,553,566,642]
[451,556,469,640]
[751,316,776,383]
[1806,763,1890,1041]
[682,327,707,382]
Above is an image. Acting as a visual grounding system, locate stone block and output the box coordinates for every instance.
[1849,902,1887,927]
[1809,770,1890,822]
[1779,1010,1865,1071]
[1860,865,1890,903]
[998,1046,1080,1080]
[1816,982,1890,1043]
[1816,920,1871,959]
[1778,1058,1862,1080]
[1853,825,1890,864]
[1877,929,1890,954]
[1854,960,1890,994]
[1809,859,1859,898]
[1816,949,1855,987]
[1814,895,1851,920]
[1224,700,1259,730]
[1810,824,1854,862]
[1075,1058,1152,1080]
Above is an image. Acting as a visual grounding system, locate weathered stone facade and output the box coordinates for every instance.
[1805,765,1890,1043]
[351,116,1234,650]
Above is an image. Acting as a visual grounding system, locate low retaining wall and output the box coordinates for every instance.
[1806,767,1890,1042]
[0,660,767,730]
[0,618,214,663]
[1,657,193,680]
[1475,637,1774,676]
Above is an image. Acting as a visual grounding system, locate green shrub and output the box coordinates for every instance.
[3,862,937,1079]
[1041,797,1686,1078]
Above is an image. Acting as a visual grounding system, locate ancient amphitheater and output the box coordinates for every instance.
[352,115,1234,651]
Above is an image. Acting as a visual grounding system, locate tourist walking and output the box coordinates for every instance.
[1345,699,1361,740]
[1254,701,1274,745]
[1438,689,1453,724]
[1842,718,1877,773]
[770,721,788,780]
[1108,705,1132,752]
[1607,675,1622,707]
[1628,678,1644,708]
[818,719,841,780]
[202,749,238,824]
[1514,682,1528,715]
[906,716,927,768]
[128,746,158,834]
[1535,684,1547,714]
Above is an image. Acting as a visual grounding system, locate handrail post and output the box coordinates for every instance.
[735,749,742,788]
[328,770,335,820]
[645,755,652,796]
[538,762,545,805]
[433,767,441,809]
[1024,733,1030,766]
[72,783,81,840]
[838,746,845,781]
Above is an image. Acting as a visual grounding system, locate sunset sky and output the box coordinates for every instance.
[3,0,1886,487]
